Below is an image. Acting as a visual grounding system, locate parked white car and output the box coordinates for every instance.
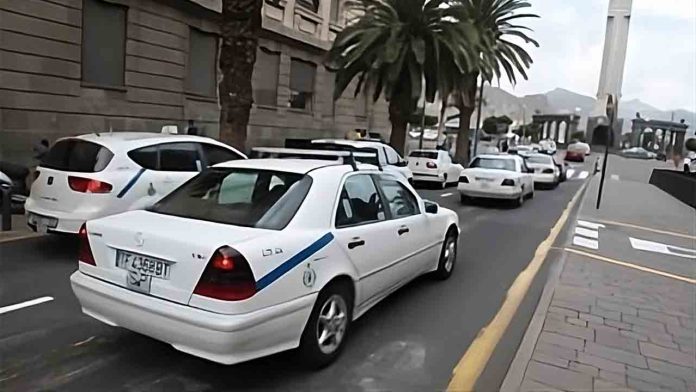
[25,132,246,234]
[539,139,557,155]
[407,150,463,188]
[71,159,459,367]
[311,139,414,183]
[523,154,560,187]
[458,154,534,207]
[684,151,696,174]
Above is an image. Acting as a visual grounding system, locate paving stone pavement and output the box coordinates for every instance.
[515,254,695,392]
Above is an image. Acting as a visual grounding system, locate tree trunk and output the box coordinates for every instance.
[218,0,263,152]
[453,79,477,165]
[388,97,410,155]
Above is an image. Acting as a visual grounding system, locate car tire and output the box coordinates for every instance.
[442,174,448,189]
[685,165,690,174]
[433,230,457,280]
[460,194,469,204]
[298,282,353,369]
[528,189,535,199]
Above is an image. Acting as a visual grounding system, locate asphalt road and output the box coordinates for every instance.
[0,160,593,391]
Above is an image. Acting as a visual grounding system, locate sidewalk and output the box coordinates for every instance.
[0,214,42,243]
[502,156,695,392]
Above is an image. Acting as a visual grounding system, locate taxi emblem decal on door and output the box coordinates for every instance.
[303,264,316,288]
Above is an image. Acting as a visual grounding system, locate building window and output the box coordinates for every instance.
[187,28,218,97]
[82,0,126,87]
[289,59,316,111]
[253,48,280,106]
[330,0,340,22]
[296,0,319,13]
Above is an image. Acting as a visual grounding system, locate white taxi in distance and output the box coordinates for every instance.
[458,154,534,207]
[70,158,459,367]
[523,153,560,187]
[407,150,464,188]
[25,132,245,234]
[311,139,414,183]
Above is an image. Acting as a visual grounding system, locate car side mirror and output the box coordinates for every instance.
[424,200,439,214]
[395,160,408,167]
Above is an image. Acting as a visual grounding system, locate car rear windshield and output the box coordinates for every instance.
[149,168,311,230]
[470,158,516,172]
[526,156,552,164]
[41,139,114,172]
[409,151,438,159]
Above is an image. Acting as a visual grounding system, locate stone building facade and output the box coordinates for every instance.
[0,0,390,165]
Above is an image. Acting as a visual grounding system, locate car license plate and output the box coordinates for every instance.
[28,213,57,234]
[116,250,172,294]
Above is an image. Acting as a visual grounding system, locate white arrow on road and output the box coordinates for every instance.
[629,237,696,259]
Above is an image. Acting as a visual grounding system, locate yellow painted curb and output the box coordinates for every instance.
[446,181,588,392]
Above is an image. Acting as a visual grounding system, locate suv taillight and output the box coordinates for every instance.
[78,224,96,266]
[426,161,437,169]
[68,176,113,193]
[194,246,256,301]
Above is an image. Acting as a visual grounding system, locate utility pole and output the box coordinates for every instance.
[596,94,616,209]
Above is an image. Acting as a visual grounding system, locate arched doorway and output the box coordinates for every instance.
[654,129,663,150]
[591,125,609,145]
[542,122,549,139]
[640,128,654,149]
[558,122,567,144]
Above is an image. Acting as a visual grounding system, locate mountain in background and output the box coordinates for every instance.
[479,87,695,136]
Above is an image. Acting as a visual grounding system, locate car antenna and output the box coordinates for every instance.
[346,151,358,171]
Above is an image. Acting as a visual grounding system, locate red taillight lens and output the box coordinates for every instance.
[78,224,96,266]
[426,161,437,169]
[501,179,515,186]
[68,176,113,193]
[194,246,256,301]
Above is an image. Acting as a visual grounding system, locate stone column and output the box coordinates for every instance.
[319,0,331,40]
[283,0,296,27]
[674,131,685,156]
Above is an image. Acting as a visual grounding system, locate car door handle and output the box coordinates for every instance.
[348,239,365,249]
[398,227,410,235]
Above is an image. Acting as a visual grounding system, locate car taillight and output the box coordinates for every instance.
[194,246,256,301]
[542,168,554,174]
[426,161,437,169]
[459,175,469,183]
[68,176,113,193]
[34,171,41,181]
[78,224,96,266]
[501,179,515,186]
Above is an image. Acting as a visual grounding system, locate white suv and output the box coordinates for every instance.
[25,132,246,234]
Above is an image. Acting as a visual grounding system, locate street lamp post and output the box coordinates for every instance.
[596,94,616,209]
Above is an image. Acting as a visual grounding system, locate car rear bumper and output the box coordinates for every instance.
[70,271,315,365]
[533,173,557,184]
[458,185,522,200]
[413,172,444,182]
[25,201,88,234]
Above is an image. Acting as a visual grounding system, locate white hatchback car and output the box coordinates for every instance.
[311,139,414,183]
[523,153,560,187]
[25,132,245,234]
[407,150,464,188]
[71,159,459,367]
[458,154,534,206]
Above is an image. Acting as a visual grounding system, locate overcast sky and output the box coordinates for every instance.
[496,0,696,112]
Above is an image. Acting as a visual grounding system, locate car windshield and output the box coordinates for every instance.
[409,151,438,159]
[149,168,311,230]
[526,156,552,164]
[471,157,516,172]
[41,139,114,172]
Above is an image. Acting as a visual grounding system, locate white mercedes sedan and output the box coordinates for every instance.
[457,154,534,207]
[523,153,560,188]
[71,158,459,368]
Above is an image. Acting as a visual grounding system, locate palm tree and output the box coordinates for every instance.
[449,0,539,164]
[325,0,480,154]
[218,0,264,151]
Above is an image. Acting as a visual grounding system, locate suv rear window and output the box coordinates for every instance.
[41,139,113,172]
[150,168,311,230]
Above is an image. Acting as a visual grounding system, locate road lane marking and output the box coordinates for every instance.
[565,247,696,284]
[446,180,588,391]
[73,336,96,347]
[0,233,44,244]
[0,296,54,315]
[441,193,453,198]
[594,219,696,240]
[610,174,620,181]
[629,237,696,259]
[573,236,599,250]
[577,220,605,230]
[575,227,599,239]
[577,171,589,179]
[566,169,575,179]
